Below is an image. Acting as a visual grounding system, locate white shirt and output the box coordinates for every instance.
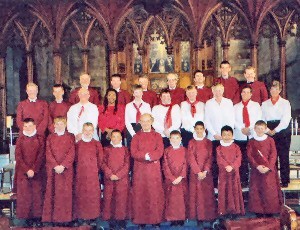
[67,102,99,140]
[205,97,235,140]
[181,101,205,132]
[261,97,291,132]
[234,100,262,141]
[125,100,151,136]
[152,104,181,137]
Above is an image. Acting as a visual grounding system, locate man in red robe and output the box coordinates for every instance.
[138,75,158,108]
[42,117,75,225]
[193,70,213,103]
[130,113,164,227]
[110,74,131,105]
[166,73,185,105]
[69,73,100,105]
[15,118,44,227]
[48,84,71,133]
[16,82,49,137]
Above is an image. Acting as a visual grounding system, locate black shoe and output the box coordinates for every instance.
[139,224,146,229]
[282,183,289,188]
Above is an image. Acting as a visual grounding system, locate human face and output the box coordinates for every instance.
[23,122,36,135]
[170,134,182,147]
[241,88,252,102]
[167,74,178,88]
[194,125,205,138]
[78,89,90,103]
[194,72,205,85]
[186,88,197,102]
[107,91,117,105]
[140,114,153,132]
[82,125,94,139]
[160,92,171,105]
[244,69,256,82]
[53,87,64,100]
[111,132,122,145]
[270,86,281,98]
[26,85,38,100]
[80,75,90,88]
[213,86,224,99]
[221,130,233,143]
[254,124,266,137]
[133,89,143,100]
[220,63,231,77]
[111,77,121,89]
[138,77,149,90]
[54,121,66,133]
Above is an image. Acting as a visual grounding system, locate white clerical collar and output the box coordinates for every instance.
[253,133,268,141]
[23,129,37,137]
[56,99,63,103]
[54,129,65,136]
[81,85,89,89]
[28,98,37,102]
[193,132,206,141]
[171,144,181,149]
[115,88,120,92]
[169,87,176,90]
[142,129,151,133]
[133,99,143,104]
[220,140,234,147]
[143,89,148,92]
[222,75,229,79]
[82,136,93,142]
[196,85,204,89]
[110,141,122,148]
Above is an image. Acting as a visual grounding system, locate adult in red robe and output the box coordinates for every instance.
[110,74,131,105]
[42,118,75,223]
[130,113,164,225]
[167,73,185,105]
[193,70,213,103]
[139,75,158,108]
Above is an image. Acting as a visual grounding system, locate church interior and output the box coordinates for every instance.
[0,0,300,229]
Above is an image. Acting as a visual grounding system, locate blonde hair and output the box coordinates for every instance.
[244,66,256,73]
[83,122,94,130]
[140,113,154,123]
[167,73,179,81]
[212,83,224,92]
[54,116,67,125]
[80,73,91,80]
[26,82,38,90]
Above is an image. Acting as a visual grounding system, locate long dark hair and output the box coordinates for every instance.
[103,88,118,114]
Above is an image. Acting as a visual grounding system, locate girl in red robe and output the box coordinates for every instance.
[163,130,187,226]
[188,121,217,228]
[247,120,283,216]
[102,129,130,229]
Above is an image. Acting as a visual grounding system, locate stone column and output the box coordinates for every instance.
[109,48,118,76]
[26,50,33,82]
[82,49,89,74]
[222,43,230,61]
[0,52,6,144]
[279,40,287,98]
[193,44,203,70]
[53,49,62,83]
[250,42,258,73]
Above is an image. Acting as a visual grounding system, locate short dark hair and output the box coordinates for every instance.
[111,129,122,136]
[160,88,171,97]
[23,118,35,124]
[111,74,121,80]
[220,60,230,67]
[193,70,203,77]
[241,85,252,93]
[221,125,233,134]
[53,84,64,89]
[255,120,267,127]
[170,130,181,137]
[132,84,143,91]
[194,121,205,128]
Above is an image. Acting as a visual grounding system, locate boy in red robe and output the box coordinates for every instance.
[15,118,44,227]
[163,130,187,226]
[217,125,245,218]
[102,129,130,229]
[188,121,217,228]
[247,120,283,216]
[42,117,75,226]
[74,122,103,225]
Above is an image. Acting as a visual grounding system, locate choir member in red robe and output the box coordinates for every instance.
[216,126,245,218]
[15,118,44,227]
[48,84,71,133]
[139,75,158,108]
[130,113,164,227]
[163,130,187,226]
[16,82,49,137]
[188,121,217,228]
[240,66,268,104]
[69,73,100,105]
[213,61,240,104]
[111,74,131,105]
[98,88,125,146]
[42,117,75,225]
[102,130,130,229]
[167,73,185,105]
[73,123,103,224]
[193,70,213,103]
[247,120,282,216]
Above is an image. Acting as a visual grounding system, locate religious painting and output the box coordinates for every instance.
[150,77,168,93]
[133,44,143,74]
[180,41,190,72]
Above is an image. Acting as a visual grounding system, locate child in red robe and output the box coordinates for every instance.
[188,121,217,228]
[163,130,187,226]
[247,120,283,216]
[102,129,130,229]
[217,125,245,218]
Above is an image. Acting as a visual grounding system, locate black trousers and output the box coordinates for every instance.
[180,128,194,148]
[212,140,220,188]
[235,140,249,186]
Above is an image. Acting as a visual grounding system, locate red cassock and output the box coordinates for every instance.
[15,134,45,219]
[216,143,245,216]
[130,130,164,224]
[48,101,71,133]
[163,146,187,221]
[117,89,131,105]
[16,99,49,136]
[98,105,125,133]
[102,146,130,220]
[42,132,75,223]
[213,77,240,104]
[169,87,185,105]
[74,140,103,220]
[188,139,217,221]
[69,87,100,105]
[240,81,268,105]
[142,90,158,108]
[196,87,213,103]
[247,137,283,214]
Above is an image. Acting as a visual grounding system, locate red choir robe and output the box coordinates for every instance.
[216,143,245,216]
[163,146,187,221]
[240,81,268,105]
[142,90,158,108]
[74,139,103,220]
[188,138,217,221]
[42,132,75,223]
[196,87,213,103]
[169,87,185,105]
[15,134,45,219]
[213,77,240,104]
[117,89,131,105]
[48,101,71,133]
[102,145,130,220]
[130,130,164,224]
[16,99,49,136]
[69,87,100,105]
[247,136,283,214]
[98,105,125,132]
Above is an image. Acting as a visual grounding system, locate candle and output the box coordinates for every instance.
[291,119,294,135]
[6,116,12,128]
[295,118,298,136]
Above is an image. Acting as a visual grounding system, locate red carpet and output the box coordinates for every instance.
[11,227,92,230]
